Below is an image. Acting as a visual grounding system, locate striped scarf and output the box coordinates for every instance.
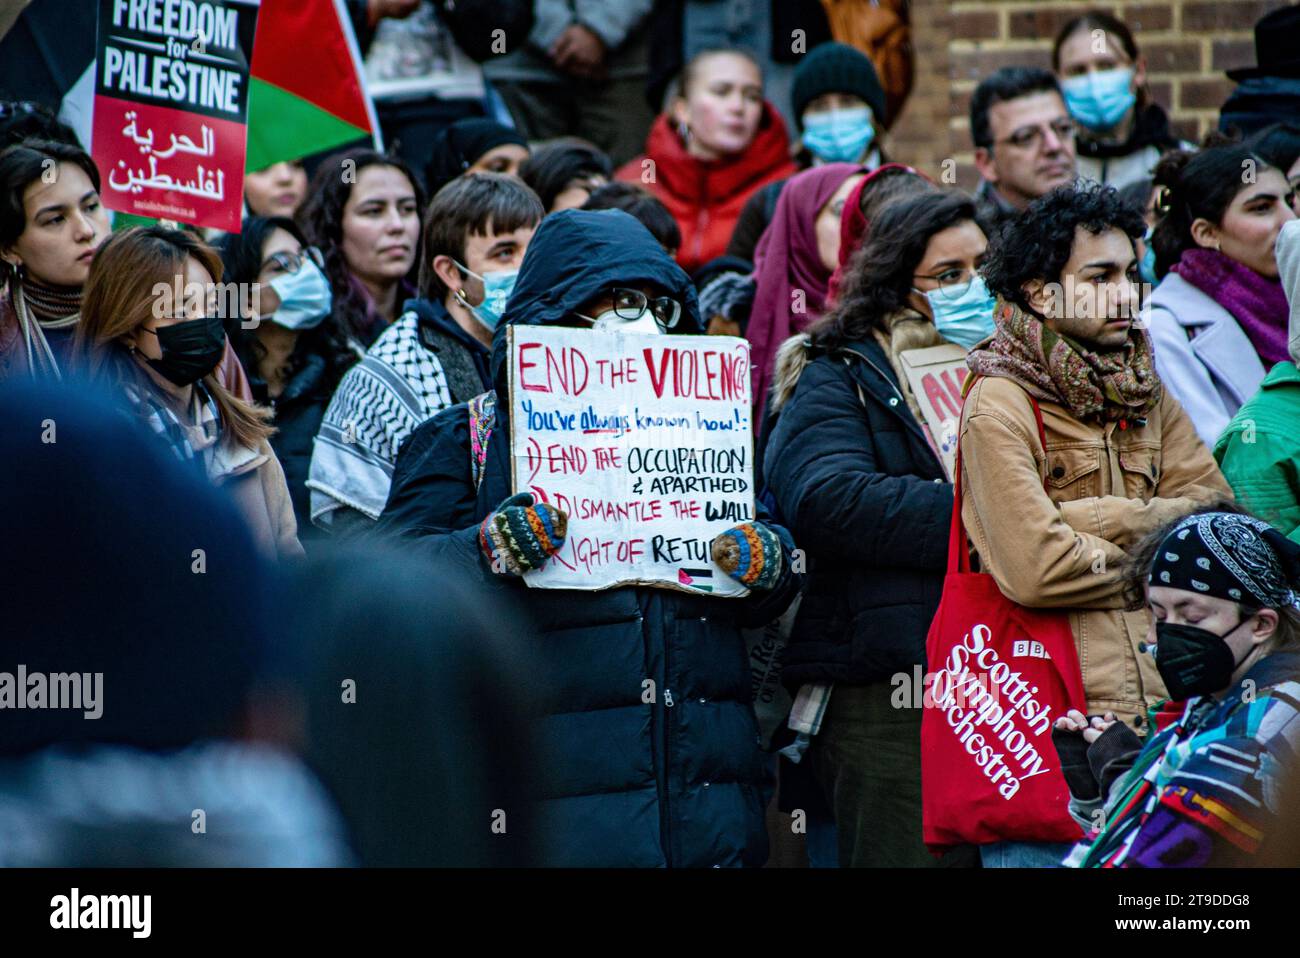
[11,273,83,379]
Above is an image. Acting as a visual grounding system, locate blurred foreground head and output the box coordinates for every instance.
[285,545,545,867]
[0,378,349,866]
[0,377,270,751]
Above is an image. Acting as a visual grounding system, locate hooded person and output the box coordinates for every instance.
[1055,508,1300,868]
[1215,220,1300,540]
[375,208,803,867]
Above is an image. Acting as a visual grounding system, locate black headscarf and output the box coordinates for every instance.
[1148,512,1300,609]
[424,118,527,195]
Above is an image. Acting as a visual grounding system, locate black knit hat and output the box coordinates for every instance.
[425,118,528,195]
[791,42,887,131]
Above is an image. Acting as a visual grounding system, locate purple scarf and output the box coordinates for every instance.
[747,163,864,418]
[1171,248,1290,367]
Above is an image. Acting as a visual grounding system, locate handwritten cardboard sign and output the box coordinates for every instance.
[93,0,259,231]
[507,325,755,595]
[898,344,969,482]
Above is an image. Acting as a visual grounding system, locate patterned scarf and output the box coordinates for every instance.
[966,298,1161,423]
[115,349,221,471]
[21,272,82,322]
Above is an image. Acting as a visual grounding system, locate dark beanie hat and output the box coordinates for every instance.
[791,42,887,130]
[425,118,528,195]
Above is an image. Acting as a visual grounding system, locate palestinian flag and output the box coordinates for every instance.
[244,0,381,173]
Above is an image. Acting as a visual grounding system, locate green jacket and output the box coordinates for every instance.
[1214,362,1300,542]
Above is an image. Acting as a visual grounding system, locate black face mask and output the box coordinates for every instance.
[1154,618,1248,700]
[144,315,225,387]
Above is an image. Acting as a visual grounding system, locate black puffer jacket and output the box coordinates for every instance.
[250,352,337,543]
[763,334,951,687]
[377,210,802,867]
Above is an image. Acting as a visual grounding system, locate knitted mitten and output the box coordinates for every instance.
[697,270,755,327]
[479,493,568,575]
[711,522,783,590]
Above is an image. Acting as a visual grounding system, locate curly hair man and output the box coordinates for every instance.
[957,182,1232,868]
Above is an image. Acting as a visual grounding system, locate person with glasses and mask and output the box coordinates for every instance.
[309,173,543,539]
[376,208,802,867]
[763,191,992,868]
[1054,506,1300,868]
[219,217,355,543]
[970,67,1078,237]
[73,227,303,560]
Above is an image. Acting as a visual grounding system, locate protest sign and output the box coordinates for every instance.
[898,344,968,481]
[92,0,259,232]
[507,325,755,595]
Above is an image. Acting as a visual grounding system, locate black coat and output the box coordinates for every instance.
[253,354,335,542]
[377,209,802,866]
[763,336,952,687]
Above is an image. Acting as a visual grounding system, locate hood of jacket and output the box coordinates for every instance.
[639,103,795,208]
[489,208,702,390]
[769,332,813,414]
[1077,101,1179,159]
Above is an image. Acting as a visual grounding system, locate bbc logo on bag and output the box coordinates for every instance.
[1012,640,1051,660]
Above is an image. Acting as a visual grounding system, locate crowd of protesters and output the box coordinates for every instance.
[3,0,1300,870]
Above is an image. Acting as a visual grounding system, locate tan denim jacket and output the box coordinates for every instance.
[958,375,1232,731]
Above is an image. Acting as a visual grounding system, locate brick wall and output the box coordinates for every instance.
[886,0,1290,190]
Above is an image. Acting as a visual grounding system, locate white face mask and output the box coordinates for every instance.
[578,307,663,336]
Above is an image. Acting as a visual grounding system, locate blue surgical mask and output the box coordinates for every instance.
[454,261,518,331]
[266,259,332,330]
[1061,67,1136,133]
[1139,230,1159,286]
[801,106,875,164]
[916,274,997,349]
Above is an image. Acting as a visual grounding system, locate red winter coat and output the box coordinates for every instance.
[617,104,797,274]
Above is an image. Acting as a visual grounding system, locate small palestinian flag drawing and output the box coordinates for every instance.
[677,568,714,592]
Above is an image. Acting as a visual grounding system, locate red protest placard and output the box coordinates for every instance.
[93,0,259,232]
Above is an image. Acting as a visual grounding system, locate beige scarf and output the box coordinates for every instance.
[871,307,947,427]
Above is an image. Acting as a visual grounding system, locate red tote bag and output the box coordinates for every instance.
[921,388,1087,849]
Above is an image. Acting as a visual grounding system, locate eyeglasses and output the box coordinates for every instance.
[610,287,682,331]
[913,268,980,301]
[263,246,323,277]
[996,118,1077,151]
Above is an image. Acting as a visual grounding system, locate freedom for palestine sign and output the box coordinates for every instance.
[92,0,259,231]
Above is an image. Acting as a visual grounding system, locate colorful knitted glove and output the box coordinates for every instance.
[711,522,783,590]
[479,493,568,575]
